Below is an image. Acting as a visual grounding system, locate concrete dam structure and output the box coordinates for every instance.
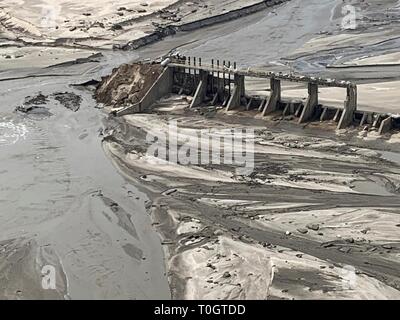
[115,57,399,135]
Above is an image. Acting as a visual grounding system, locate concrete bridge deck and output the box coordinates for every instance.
[247,80,400,116]
[168,62,354,88]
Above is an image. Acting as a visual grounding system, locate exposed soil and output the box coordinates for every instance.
[96,63,163,107]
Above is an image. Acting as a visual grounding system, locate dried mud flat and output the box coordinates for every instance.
[103,94,400,299]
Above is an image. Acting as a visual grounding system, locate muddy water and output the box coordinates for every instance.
[0,62,170,299]
[127,0,339,68]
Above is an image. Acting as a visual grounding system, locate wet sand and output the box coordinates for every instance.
[103,95,400,299]
[95,0,400,298]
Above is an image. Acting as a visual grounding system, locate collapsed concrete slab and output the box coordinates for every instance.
[96,63,164,107]
[116,66,173,116]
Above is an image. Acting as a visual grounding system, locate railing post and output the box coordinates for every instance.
[228,61,231,97]
[223,60,226,100]
[211,59,214,94]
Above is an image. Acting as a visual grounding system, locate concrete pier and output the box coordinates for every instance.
[190,70,208,108]
[379,117,392,135]
[299,83,318,123]
[337,86,357,130]
[262,77,281,116]
[226,74,245,111]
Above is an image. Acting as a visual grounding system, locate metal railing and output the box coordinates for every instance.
[169,56,355,89]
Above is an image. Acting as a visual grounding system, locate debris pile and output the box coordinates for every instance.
[96,63,163,107]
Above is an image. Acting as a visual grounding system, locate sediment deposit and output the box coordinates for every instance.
[101,93,400,299]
